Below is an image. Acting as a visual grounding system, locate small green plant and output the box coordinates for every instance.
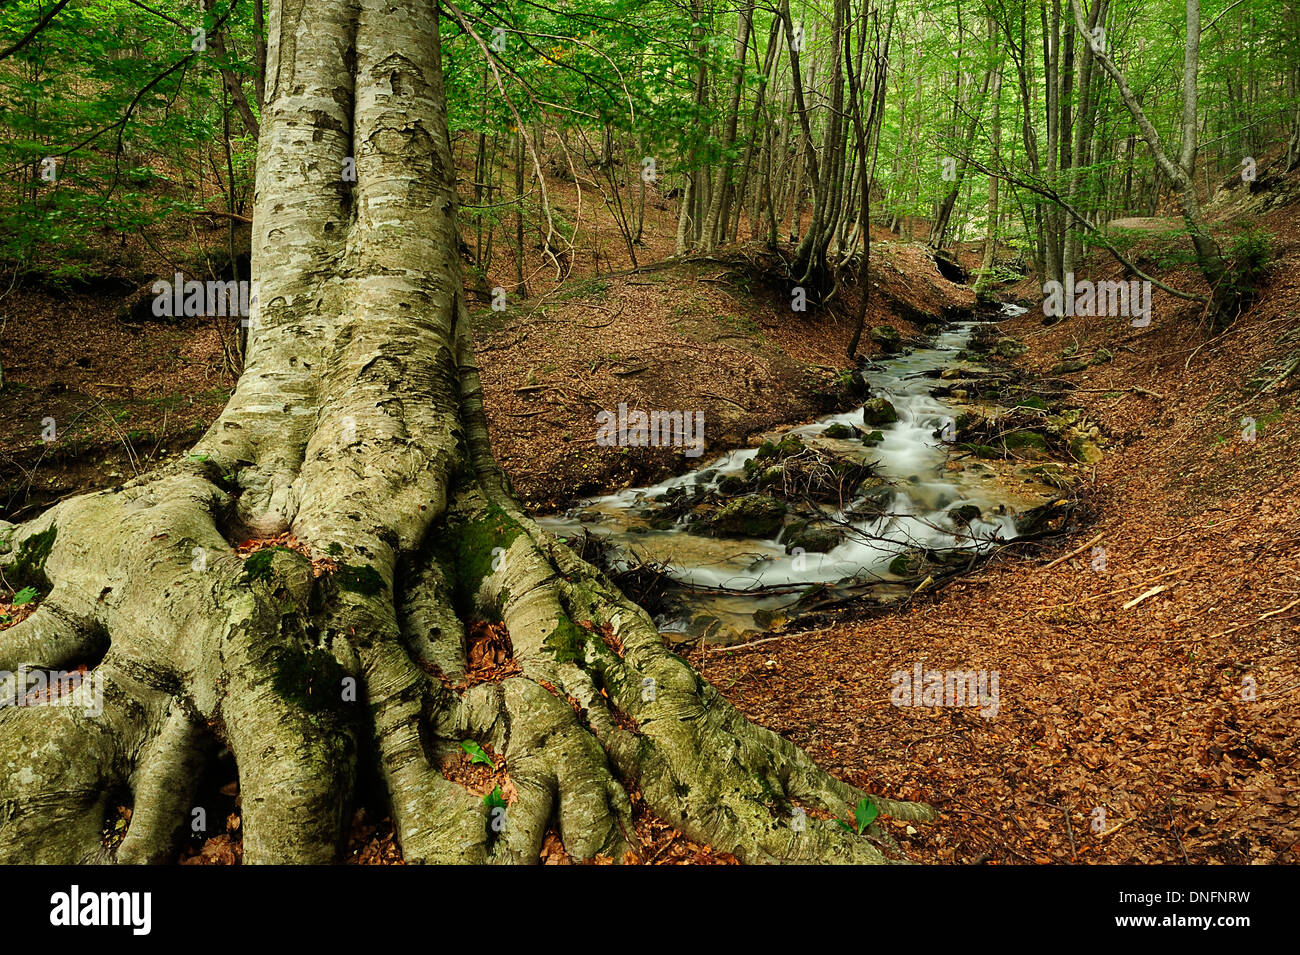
[461,740,496,770]
[1226,226,1272,293]
[837,796,879,835]
[10,586,38,606]
[482,786,506,810]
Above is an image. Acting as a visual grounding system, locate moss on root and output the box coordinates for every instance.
[242,547,283,583]
[9,525,57,591]
[445,501,523,615]
[333,562,385,596]
[544,615,588,665]
[270,646,352,716]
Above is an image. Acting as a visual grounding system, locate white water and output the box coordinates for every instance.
[540,304,1047,637]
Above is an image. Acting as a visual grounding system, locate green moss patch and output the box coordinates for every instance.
[334,562,385,597]
[9,525,56,590]
[270,646,351,715]
[544,616,588,665]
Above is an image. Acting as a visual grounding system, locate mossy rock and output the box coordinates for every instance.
[717,473,748,494]
[862,397,899,426]
[861,429,885,446]
[994,338,1029,359]
[1050,359,1088,375]
[869,325,903,351]
[708,494,787,538]
[754,434,804,461]
[1015,396,1049,410]
[1004,430,1049,458]
[1069,434,1104,464]
[948,504,982,525]
[822,423,854,439]
[838,369,870,399]
[962,443,1001,460]
[1023,463,1078,489]
[784,526,843,554]
[888,551,929,577]
[1091,347,1114,365]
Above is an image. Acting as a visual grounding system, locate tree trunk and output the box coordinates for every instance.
[701,3,753,251]
[1069,0,1235,321]
[0,0,929,865]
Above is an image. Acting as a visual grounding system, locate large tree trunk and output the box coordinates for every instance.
[0,0,928,865]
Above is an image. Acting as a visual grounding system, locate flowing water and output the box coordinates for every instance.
[541,304,1054,642]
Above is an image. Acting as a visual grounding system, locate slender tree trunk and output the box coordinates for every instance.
[1070,0,1235,321]
[702,4,753,250]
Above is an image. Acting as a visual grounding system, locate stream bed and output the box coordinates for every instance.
[541,304,1064,644]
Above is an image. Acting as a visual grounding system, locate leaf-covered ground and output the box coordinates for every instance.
[698,187,1300,864]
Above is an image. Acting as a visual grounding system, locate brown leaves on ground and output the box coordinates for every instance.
[0,593,37,631]
[346,811,404,865]
[464,620,521,685]
[179,811,244,866]
[236,532,337,576]
[438,740,515,804]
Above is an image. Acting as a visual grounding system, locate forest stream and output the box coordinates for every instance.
[541,303,1064,644]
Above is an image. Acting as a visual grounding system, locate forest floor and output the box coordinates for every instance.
[1,154,1297,864]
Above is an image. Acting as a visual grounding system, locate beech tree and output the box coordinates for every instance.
[0,0,931,864]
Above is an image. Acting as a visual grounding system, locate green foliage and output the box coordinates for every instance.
[461,740,497,770]
[836,796,879,835]
[1225,226,1273,294]
[0,0,259,279]
[10,586,38,606]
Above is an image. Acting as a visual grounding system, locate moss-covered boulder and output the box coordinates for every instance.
[1004,429,1049,459]
[888,550,930,577]
[1069,434,1104,464]
[822,422,854,439]
[717,473,748,494]
[708,495,787,538]
[784,525,844,554]
[869,325,903,352]
[862,397,899,427]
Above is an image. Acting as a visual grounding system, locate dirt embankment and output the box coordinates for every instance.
[479,244,975,511]
[0,241,973,519]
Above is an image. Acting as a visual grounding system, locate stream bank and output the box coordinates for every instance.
[543,304,1104,644]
